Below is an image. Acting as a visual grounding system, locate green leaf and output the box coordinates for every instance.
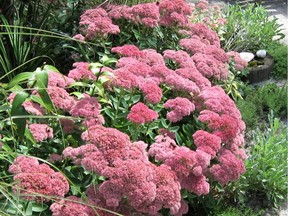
[32,203,48,212]
[35,68,54,111]
[6,72,34,89]
[25,128,36,145]
[43,65,59,73]
[11,91,29,138]
[25,202,33,216]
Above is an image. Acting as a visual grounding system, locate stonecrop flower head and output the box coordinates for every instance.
[193,130,221,158]
[164,97,195,122]
[48,71,75,88]
[9,156,69,202]
[227,51,248,70]
[47,87,76,112]
[128,3,160,27]
[79,8,120,40]
[209,149,246,185]
[139,82,163,104]
[70,95,104,127]
[127,102,158,124]
[50,196,96,216]
[8,93,45,116]
[159,0,192,26]
[29,123,53,142]
[68,62,96,81]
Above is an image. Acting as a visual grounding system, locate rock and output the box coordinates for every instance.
[256,50,267,58]
[239,52,255,62]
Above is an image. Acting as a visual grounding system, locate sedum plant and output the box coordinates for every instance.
[0,0,249,215]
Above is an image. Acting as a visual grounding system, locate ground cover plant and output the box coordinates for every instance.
[0,0,286,215]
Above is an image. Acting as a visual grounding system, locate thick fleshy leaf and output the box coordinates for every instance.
[35,68,54,111]
[11,91,29,138]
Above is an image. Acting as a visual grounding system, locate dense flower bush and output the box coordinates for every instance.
[1,0,250,215]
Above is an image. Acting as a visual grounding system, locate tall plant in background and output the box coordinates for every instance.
[221,3,284,52]
[0,0,98,81]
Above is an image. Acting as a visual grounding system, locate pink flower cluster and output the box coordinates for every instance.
[50,196,96,216]
[149,135,210,196]
[70,95,104,128]
[8,93,45,116]
[29,123,53,142]
[79,8,120,40]
[164,97,195,122]
[62,125,185,215]
[227,51,248,70]
[68,62,96,81]
[110,44,205,100]
[127,102,158,124]
[193,86,246,184]
[158,0,192,26]
[190,0,227,31]
[9,156,69,202]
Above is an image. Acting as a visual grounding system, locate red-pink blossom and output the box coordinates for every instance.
[111,44,143,58]
[227,51,248,70]
[128,3,160,27]
[22,100,45,116]
[183,23,220,47]
[82,125,130,151]
[9,156,69,202]
[159,0,192,26]
[9,156,40,174]
[209,149,246,185]
[148,135,178,161]
[175,68,211,89]
[8,93,45,116]
[140,49,166,66]
[139,82,162,104]
[165,73,200,95]
[50,196,95,216]
[48,71,75,88]
[164,97,195,122]
[165,146,198,179]
[192,53,229,80]
[72,34,85,42]
[109,68,139,89]
[205,46,229,63]
[79,8,120,40]
[179,37,207,54]
[163,49,195,68]
[29,123,53,142]
[68,62,96,81]
[47,87,76,111]
[70,96,104,127]
[127,102,158,124]
[181,174,210,196]
[193,130,222,158]
[100,159,156,208]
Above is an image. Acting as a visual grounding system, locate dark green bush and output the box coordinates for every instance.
[227,114,288,209]
[268,42,288,80]
[221,3,284,52]
[237,83,287,130]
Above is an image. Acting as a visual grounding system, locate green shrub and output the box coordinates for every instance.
[236,83,287,130]
[268,42,288,80]
[216,206,263,216]
[221,3,284,52]
[227,114,288,209]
